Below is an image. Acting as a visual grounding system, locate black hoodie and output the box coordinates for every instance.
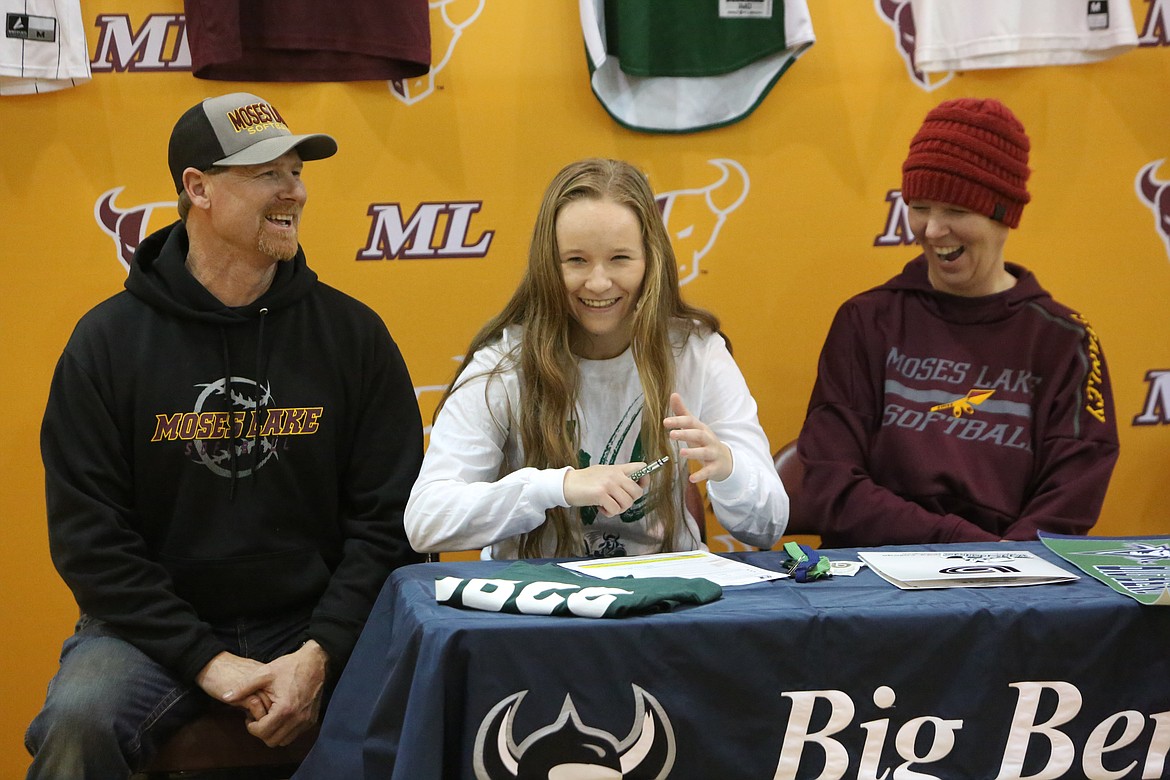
[41,221,424,682]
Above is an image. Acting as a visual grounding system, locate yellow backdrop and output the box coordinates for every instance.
[4,1,1169,773]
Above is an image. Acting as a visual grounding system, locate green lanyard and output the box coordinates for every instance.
[782,541,831,582]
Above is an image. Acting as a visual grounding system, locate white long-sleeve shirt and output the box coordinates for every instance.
[405,324,788,559]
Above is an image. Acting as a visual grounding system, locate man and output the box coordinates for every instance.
[798,97,1119,547]
[25,92,424,777]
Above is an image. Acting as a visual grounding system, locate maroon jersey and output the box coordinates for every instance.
[184,0,430,82]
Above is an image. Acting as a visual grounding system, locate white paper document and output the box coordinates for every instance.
[858,550,1078,590]
[559,550,787,587]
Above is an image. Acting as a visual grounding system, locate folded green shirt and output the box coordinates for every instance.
[435,561,722,618]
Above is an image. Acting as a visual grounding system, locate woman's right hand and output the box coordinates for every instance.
[563,464,646,517]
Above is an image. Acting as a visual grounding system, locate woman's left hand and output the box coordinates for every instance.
[663,393,733,483]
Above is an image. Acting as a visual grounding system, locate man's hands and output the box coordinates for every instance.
[195,640,330,747]
[195,652,273,722]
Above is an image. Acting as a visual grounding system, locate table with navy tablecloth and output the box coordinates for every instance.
[293,542,1170,780]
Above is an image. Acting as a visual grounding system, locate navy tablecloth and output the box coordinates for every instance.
[294,542,1170,780]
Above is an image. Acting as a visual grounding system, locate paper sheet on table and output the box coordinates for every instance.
[859,550,1078,590]
[559,550,787,587]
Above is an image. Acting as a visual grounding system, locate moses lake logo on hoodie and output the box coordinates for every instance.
[150,377,324,479]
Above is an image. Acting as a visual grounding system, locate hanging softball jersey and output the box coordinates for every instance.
[183,0,430,82]
[435,562,723,618]
[1,0,91,95]
[909,0,1138,73]
[581,0,815,133]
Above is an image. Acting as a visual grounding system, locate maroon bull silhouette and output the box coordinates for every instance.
[1136,160,1170,258]
[874,0,952,91]
[94,187,176,272]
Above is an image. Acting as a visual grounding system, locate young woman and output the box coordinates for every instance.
[405,158,788,559]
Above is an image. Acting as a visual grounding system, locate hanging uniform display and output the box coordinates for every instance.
[1,0,91,95]
[910,0,1138,72]
[183,0,431,82]
[580,0,815,133]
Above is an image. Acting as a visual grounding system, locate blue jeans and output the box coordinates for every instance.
[25,611,310,779]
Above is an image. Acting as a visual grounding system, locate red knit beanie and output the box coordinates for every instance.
[901,98,1031,228]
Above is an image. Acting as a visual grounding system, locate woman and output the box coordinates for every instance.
[798,98,1120,548]
[406,158,788,558]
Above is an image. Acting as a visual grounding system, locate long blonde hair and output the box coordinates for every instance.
[439,158,720,557]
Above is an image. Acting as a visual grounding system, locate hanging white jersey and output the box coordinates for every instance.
[910,0,1137,73]
[581,0,815,134]
[1,0,91,95]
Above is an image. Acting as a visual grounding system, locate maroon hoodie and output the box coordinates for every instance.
[798,256,1119,548]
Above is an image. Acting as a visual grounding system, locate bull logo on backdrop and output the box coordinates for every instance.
[390,0,485,104]
[873,0,954,91]
[1134,160,1170,261]
[655,159,750,286]
[95,188,177,271]
[473,685,675,780]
